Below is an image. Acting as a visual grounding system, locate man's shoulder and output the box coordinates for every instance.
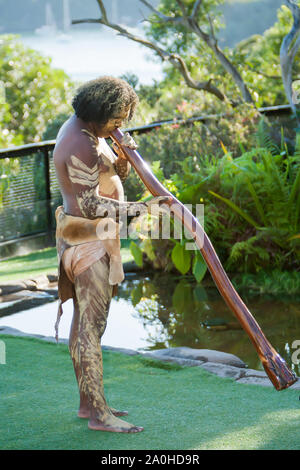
[54,127,99,166]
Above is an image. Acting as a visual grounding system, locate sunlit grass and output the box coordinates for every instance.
[0,247,58,282]
[0,240,134,283]
[0,335,299,450]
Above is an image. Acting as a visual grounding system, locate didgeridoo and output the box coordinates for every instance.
[111,128,297,391]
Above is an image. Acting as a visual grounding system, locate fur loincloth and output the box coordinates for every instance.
[54,205,124,341]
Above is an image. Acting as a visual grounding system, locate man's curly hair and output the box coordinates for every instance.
[72,76,139,125]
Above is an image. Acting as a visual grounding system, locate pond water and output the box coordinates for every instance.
[0,272,299,376]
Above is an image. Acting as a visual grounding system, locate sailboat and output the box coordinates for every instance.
[57,0,72,42]
[35,2,57,36]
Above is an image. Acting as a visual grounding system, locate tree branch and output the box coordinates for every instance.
[207,13,216,40]
[126,0,253,103]
[169,53,226,101]
[280,0,300,114]
[247,68,283,80]
[96,0,108,22]
[72,18,102,25]
[73,2,169,61]
[74,0,251,104]
[190,21,253,103]
[175,0,188,18]
[191,0,204,20]
[139,0,184,25]
[73,0,226,102]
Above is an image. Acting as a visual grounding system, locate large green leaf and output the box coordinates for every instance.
[192,253,207,283]
[171,243,191,274]
[130,241,143,268]
[172,280,193,314]
[131,283,144,307]
[142,238,156,261]
[193,285,208,303]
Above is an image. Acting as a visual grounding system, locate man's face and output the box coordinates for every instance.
[98,106,131,138]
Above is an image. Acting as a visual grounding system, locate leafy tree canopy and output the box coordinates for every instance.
[233,5,300,107]
[142,3,300,108]
[0,34,74,147]
[145,0,225,53]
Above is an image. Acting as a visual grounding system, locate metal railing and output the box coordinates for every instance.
[0,104,293,247]
[0,140,58,245]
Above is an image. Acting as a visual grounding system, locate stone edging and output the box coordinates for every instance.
[0,326,299,390]
[0,265,141,313]
[0,261,141,297]
[0,274,59,316]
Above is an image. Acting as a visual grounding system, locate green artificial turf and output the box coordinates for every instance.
[0,241,134,283]
[0,248,58,282]
[0,335,299,450]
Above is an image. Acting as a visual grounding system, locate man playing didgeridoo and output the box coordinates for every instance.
[53,76,168,433]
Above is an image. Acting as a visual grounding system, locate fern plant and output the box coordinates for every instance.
[131,126,300,276]
[207,138,300,271]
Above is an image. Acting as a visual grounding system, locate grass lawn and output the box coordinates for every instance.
[0,335,299,450]
[0,240,134,283]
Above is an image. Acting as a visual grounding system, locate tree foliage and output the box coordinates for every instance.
[81,1,300,110]
[76,0,253,104]
[0,34,74,147]
[145,0,224,52]
[233,4,300,107]
[144,2,300,108]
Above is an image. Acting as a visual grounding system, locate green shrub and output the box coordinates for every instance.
[0,34,74,147]
[133,103,260,179]
[130,128,300,278]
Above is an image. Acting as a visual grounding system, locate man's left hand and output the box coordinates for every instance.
[112,132,138,160]
[121,132,138,150]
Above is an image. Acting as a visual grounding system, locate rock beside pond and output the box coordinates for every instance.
[200,362,245,379]
[148,347,246,368]
[236,370,300,389]
[102,345,140,356]
[0,273,59,317]
[0,326,33,337]
[236,376,273,387]
[141,352,205,368]
[0,326,299,388]
[0,282,28,295]
[0,290,57,316]
[143,348,300,388]
[0,273,58,296]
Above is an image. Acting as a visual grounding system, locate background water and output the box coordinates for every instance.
[19,27,164,84]
[0,297,154,351]
[0,273,299,376]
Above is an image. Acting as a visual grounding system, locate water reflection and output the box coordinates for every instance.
[117,273,300,376]
[0,271,299,376]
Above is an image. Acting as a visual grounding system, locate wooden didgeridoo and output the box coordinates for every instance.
[111,128,297,391]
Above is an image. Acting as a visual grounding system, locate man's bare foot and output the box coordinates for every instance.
[78,407,128,418]
[88,414,144,433]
